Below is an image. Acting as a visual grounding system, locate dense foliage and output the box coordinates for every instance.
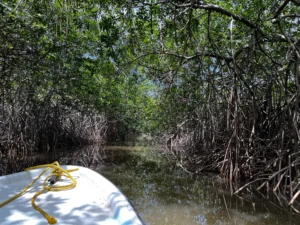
[1,0,300,209]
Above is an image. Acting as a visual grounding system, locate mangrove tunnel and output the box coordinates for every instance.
[1,0,300,224]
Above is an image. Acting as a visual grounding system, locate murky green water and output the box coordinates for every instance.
[1,144,298,224]
[95,146,299,225]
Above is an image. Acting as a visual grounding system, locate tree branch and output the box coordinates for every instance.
[273,0,290,19]
[168,1,260,31]
[291,0,300,6]
[195,3,258,30]
[279,14,300,19]
[133,50,233,63]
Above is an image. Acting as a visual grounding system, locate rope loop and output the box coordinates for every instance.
[0,162,78,224]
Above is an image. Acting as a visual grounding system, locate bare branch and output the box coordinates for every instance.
[163,50,233,62]
[195,3,258,30]
[142,0,177,7]
[274,0,290,19]
[167,1,260,31]
[279,14,300,19]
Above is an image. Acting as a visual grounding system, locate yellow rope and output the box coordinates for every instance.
[0,161,78,224]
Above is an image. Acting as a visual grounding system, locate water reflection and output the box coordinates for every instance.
[98,146,299,225]
[4,144,296,225]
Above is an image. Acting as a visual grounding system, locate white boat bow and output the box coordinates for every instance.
[0,165,144,225]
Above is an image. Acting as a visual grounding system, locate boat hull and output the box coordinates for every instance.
[0,165,144,225]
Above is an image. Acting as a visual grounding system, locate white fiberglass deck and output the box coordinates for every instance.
[0,166,144,225]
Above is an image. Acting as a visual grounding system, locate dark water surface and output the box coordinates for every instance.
[95,146,299,225]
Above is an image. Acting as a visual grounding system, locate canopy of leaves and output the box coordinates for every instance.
[1,1,300,199]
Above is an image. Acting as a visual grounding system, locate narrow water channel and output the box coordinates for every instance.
[2,145,299,225]
[94,145,299,225]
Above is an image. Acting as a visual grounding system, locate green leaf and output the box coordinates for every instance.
[55,0,62,9]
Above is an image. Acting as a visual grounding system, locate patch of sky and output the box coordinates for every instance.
[83,53,97,60]
[130,68,138,75]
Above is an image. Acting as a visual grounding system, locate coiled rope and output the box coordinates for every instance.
[0,161,78,224]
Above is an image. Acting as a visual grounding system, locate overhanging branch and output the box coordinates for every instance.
[291,0,300,6]
[274,0,290,19]
[168,1,260,31]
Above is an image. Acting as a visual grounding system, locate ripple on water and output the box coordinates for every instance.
[98,146,299,225]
